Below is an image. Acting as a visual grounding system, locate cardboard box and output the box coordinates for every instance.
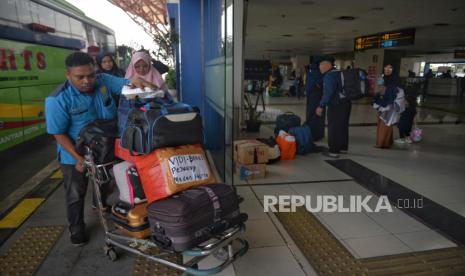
[235,163,266,180]
[234,140,268,164]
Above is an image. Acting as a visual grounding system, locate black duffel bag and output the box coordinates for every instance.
[121,102,203,155]
[147,184,248,252]
[75,119,119,164]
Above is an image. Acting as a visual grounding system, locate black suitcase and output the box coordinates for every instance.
[147,184,247,252]
[274,112,301,135]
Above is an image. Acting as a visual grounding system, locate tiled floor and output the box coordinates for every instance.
[233,97,463,262]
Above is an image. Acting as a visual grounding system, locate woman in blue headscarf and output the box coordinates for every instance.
[304,56,328,141]
[373,64,405,148]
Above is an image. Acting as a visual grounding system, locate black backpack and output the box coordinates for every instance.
[338,68,369,100]
[75,119,119,164]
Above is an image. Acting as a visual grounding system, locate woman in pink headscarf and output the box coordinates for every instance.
[125,51,168,91]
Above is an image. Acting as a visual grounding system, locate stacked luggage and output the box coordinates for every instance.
[111,90,247,252]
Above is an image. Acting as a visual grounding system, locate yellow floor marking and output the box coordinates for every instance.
[0,198,45,228]
[50,170,63,179]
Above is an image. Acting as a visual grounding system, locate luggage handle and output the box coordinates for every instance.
[198,186,222,223]
[283,111,295,115]
[160,103,194,115]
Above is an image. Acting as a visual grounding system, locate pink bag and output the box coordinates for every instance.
[410,125,422,143]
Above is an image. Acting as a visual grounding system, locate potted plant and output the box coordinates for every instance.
[165,68,177,98]
[244,93,263,132]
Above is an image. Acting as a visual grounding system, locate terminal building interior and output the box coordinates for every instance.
[0,0,464,275]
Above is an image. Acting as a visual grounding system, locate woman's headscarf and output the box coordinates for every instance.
[383,64,401,88]
[125,51,166,90]
[96,53,125,77]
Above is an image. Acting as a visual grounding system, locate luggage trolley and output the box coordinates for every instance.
[83,146,249,275]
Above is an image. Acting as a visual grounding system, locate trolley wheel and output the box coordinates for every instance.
[107,248,118,262]
[104,244,118,262]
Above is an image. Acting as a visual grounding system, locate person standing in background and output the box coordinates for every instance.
[96,53,125,77]
[315,56,352,158]
[305,57,326,141]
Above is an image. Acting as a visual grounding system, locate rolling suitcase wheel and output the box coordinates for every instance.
[104,244,118,262]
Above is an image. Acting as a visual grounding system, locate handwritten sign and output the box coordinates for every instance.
[168,154,210,184]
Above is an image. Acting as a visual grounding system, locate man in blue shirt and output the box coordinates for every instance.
[315,56,352,158]
[46,52,156,246]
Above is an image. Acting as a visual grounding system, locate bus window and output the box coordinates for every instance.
[106,34,116,53]
[70,17,86,40]
[85,25,97,46]
[17,0,32,25]
[38,4,55,30]
[55,12,71,35]
[0,0,18,24]
[30,1,39,24]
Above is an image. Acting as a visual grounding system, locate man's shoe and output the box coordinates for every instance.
[70,232,88,247]
[394,138,405,144]
[322,151,339,158]
[339,150,348,154]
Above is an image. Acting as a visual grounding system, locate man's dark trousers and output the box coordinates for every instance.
[327,100,352,154]
[61,164,88,235]
[306,87,326,141]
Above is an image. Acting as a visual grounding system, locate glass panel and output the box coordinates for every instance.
[30,2,39,23]
[16,0,32,24]
[55,12,71,34]
[203,0,227,180]
[0,0,18,22]
[70,17,85,39]
[224,0,234,184]
[38,4,55,29]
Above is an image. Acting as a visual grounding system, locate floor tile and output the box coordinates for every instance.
[239,197,268,220]
[395,230,457,251]
[242,219,285,248]
[366,208,430,234]
[251,185,295,200]
[343,235,412,258]
[235,186,256,200]
[317,212,389,239]
[233,246,306,276]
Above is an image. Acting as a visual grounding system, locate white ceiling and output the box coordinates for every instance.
[244,0,465,59]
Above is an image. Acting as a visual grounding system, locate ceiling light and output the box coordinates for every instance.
[300,1,314,5]
[371,7,384,11]
[336,16,356,21]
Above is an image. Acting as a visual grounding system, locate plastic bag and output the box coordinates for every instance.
[275,130,296,160]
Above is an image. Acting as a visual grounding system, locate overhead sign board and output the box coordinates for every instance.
[244,60,271,80]
[454,50,465,59]
[355,28,416,51]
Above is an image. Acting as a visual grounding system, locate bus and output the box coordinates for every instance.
[0,0,116,151]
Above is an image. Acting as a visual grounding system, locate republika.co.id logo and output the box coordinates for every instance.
[263,195,424,213]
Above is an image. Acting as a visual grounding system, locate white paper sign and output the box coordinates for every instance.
[168,154,210,184]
